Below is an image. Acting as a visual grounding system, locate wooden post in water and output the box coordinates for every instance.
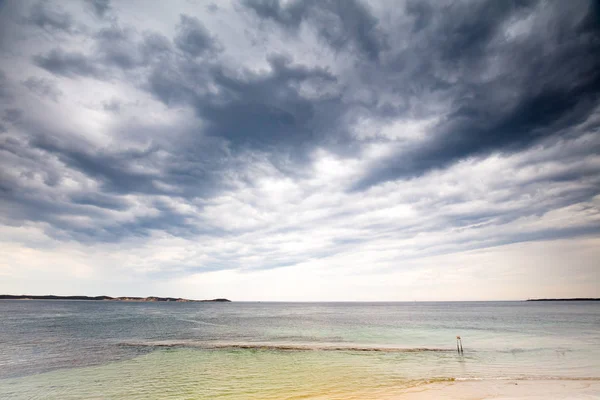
[456,335,463,354]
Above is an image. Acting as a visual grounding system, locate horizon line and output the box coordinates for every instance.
[2,294,599,302]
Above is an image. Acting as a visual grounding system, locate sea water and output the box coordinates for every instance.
[0,301,598,399]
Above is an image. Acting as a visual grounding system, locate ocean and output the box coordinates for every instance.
[0,300,598,399]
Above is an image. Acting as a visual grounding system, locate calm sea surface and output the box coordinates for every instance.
[0,300,599,399]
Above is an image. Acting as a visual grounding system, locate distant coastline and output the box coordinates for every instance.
[0,295,231,302]
[526,298,599,301]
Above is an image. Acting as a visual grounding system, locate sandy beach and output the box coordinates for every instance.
[398,380,600,399]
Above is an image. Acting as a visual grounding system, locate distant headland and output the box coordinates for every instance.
[0,295,231,302]
[526,298,599,301]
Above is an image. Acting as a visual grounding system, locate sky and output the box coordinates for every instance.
[0,0,599,301]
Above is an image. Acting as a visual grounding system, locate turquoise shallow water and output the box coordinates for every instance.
[0,301,599,399]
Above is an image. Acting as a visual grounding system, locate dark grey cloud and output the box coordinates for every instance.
[206,3,218,13]
[30,134,167,195]
[140,32,172,60]
[26,1,74,33]
[351,0,600,189]
[143,47,342,162]
[102,98,120,113]
[41,202,207,243]
[94,25,144,70]
[85,0,110,18]
[70,192,128,211]
[1,0,599,258]
[32,27,172,79]
[0,69,12,100]
[174,15,220,57]
[191,55,340,148]
[0,129,226,242]
[243,0,388,60]
[240,0,600,188]
[3,108,22,124]
[31,26,156,79]
[33,48,103,78]
[0,173,204,243]
[22,77,62,101]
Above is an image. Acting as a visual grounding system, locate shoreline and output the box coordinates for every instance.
[396,379,600,399]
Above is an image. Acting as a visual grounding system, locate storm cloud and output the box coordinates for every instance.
[0,0,598,300]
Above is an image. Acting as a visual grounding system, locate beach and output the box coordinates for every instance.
[1,300,598,399]
[399,380,600,399]
[2,356,597,400]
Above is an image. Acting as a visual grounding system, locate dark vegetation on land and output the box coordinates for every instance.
[526,298,599,301]
[0,295,231,302]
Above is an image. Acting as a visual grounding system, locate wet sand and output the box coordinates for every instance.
[398,380,600,399]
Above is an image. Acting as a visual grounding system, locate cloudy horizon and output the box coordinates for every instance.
[0,0,599,301]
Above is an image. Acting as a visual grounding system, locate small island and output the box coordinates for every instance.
[0,295,231,302]
[526,298,599,301]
